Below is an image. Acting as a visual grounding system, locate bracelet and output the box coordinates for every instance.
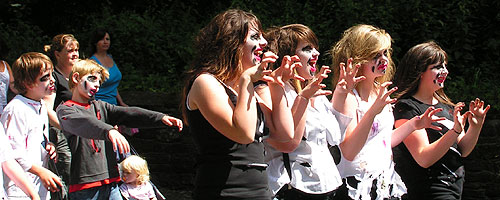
[451,128,461,135]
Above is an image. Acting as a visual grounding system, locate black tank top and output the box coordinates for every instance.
[187,75,271,199]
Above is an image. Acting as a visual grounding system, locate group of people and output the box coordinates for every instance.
[182,9,490,200]
[0,7,490,200]
[0,30,183,200]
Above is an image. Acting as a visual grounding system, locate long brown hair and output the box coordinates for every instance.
[264,24,319,92]
[393,41,454,106]
[181,9,263,124]
[330,24,394,88]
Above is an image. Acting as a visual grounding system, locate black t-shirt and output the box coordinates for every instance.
[53,70,72,111]
[393,97,463,195]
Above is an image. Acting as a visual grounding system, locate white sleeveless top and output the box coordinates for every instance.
[336,89,406,200]
[0,61,10,114]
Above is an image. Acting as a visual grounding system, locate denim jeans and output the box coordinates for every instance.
[69,183,122,200]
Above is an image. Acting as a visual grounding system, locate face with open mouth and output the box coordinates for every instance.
[242,24,267,69]
[78,73,102,99]
[368,49,389,75]
[295,40,320,80]
[424,62,448,88]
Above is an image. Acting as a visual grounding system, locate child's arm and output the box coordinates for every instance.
[28,164,62,193]
[161,115,183,132]
[2,160,41,200]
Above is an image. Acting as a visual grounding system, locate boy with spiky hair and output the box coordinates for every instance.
[56,59,182,200]
[1,52,63,199]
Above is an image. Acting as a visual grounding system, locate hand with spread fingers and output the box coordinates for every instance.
[412,106,446,130]
[467,98,490,127]
[336,58,366,93]
[369,82,398,115]
[300,65,332,99]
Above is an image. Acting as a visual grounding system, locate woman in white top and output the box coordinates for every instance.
[258,24,364,200]
[330,24,444,200]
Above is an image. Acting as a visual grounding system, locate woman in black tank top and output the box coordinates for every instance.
[181,9,299,200]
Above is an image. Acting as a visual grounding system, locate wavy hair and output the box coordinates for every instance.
[330,24,394,87]
[181,9,263,124]
[393,41,454,106]
[119,155,150,185]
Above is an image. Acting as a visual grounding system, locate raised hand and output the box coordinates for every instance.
[413,106,446,130]
[300,65,332,99]
[452,102,468,133]
[246,51,276,83]
[467,98,490,127]
[267,55,305,87]
[336,58,366,93]
[370,82,398,114]
[162,115,184,132]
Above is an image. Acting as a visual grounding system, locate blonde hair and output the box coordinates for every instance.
[119,155,150,185]
[330,24,394,87]
[44,34,79,64]
[69,59,109,90]
[12,52,54,94]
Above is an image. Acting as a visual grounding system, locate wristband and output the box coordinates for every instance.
[451,128,461,135]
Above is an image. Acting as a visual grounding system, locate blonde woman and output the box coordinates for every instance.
[330,25,443,200]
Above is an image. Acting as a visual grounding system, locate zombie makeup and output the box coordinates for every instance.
[80,73,101,97]
[295,40,320,79]
[370,49,389,74]
[242,26,267,68]
[431,63,448,87]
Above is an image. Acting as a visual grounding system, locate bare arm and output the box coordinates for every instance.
[457,98,490,156]
[395,103,468,168]
[28,165,62,193]
[340,82,397,161]
[391,107,445,147]
[5,62,19,94]
[2,160,40,200]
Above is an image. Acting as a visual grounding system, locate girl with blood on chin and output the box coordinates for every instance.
[181,9,300,200]
[330,25,444,200]
[392,41,489,200]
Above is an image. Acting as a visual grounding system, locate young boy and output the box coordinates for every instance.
[56,59,182,200]
[0,52,63,200]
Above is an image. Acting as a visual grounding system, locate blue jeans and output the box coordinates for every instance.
[69,183,122,200]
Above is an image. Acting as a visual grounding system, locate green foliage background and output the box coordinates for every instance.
[0,0,498,118]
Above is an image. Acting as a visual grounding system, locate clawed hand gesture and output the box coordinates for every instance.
[336,58,366,93]
[467,98,490,127]
[370,82,398,115]
[413,106,446,130]
[267,55,305,86]
[300,65,332,99]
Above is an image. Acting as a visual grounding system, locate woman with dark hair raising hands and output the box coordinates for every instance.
[181,9,298,199]
[392,41,489,200]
